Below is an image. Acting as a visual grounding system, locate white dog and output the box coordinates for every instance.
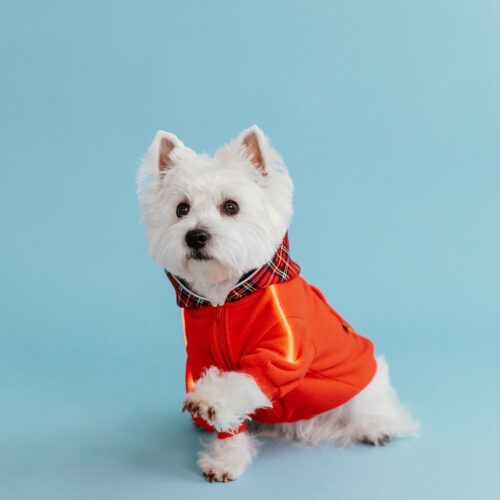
[137,126,418,482]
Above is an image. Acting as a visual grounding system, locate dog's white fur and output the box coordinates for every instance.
[137,126,419,482]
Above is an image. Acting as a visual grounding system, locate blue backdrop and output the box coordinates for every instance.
[1,1,499,499]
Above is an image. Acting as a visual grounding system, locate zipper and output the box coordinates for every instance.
[216,305,232,369]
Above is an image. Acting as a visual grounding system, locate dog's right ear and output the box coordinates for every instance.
[151,130,184,173]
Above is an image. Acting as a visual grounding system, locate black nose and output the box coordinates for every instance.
[185,229,211,250]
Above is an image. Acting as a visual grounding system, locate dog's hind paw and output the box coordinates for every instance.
[361,434,392,446]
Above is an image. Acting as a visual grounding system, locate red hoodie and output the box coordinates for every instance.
[167,234,376,436]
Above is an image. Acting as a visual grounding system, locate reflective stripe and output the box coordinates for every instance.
[181,308,187,345]
[186,365,195,392]
[269,285,296,363]
[182,308,196,392]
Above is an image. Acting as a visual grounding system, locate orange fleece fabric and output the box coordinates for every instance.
[182,276,376,426]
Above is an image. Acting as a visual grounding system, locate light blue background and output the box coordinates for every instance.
[1,1,499,499]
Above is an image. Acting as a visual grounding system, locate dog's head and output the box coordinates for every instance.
[137,126,293,287]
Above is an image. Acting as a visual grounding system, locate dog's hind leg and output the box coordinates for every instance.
[335,355,419,446]
[271,356,419,447]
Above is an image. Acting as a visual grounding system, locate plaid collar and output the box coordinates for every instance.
[165,232,301,309]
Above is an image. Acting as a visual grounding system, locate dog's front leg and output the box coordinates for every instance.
[181,366,271,481]
[197,431,258,482]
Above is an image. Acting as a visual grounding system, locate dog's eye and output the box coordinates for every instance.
[176,202,190,218]
[221,200,239,216]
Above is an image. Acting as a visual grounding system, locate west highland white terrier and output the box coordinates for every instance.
[137,126,418,482]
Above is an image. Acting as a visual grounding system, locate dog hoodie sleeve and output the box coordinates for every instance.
[237,312,315,401]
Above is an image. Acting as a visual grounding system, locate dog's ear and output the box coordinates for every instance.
[238,125,268,175]
[152,130,184,173]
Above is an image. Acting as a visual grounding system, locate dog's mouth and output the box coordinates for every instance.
[188,250,213,261]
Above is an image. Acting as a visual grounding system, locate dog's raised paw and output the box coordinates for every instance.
[207,406,216,421]
[181,394,218,424]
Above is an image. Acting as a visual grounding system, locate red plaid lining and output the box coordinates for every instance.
[165,232,301,309]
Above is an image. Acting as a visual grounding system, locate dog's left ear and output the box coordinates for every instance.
[238,125,268,175]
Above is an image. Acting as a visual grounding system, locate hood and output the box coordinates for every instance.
[165,232,301,309]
